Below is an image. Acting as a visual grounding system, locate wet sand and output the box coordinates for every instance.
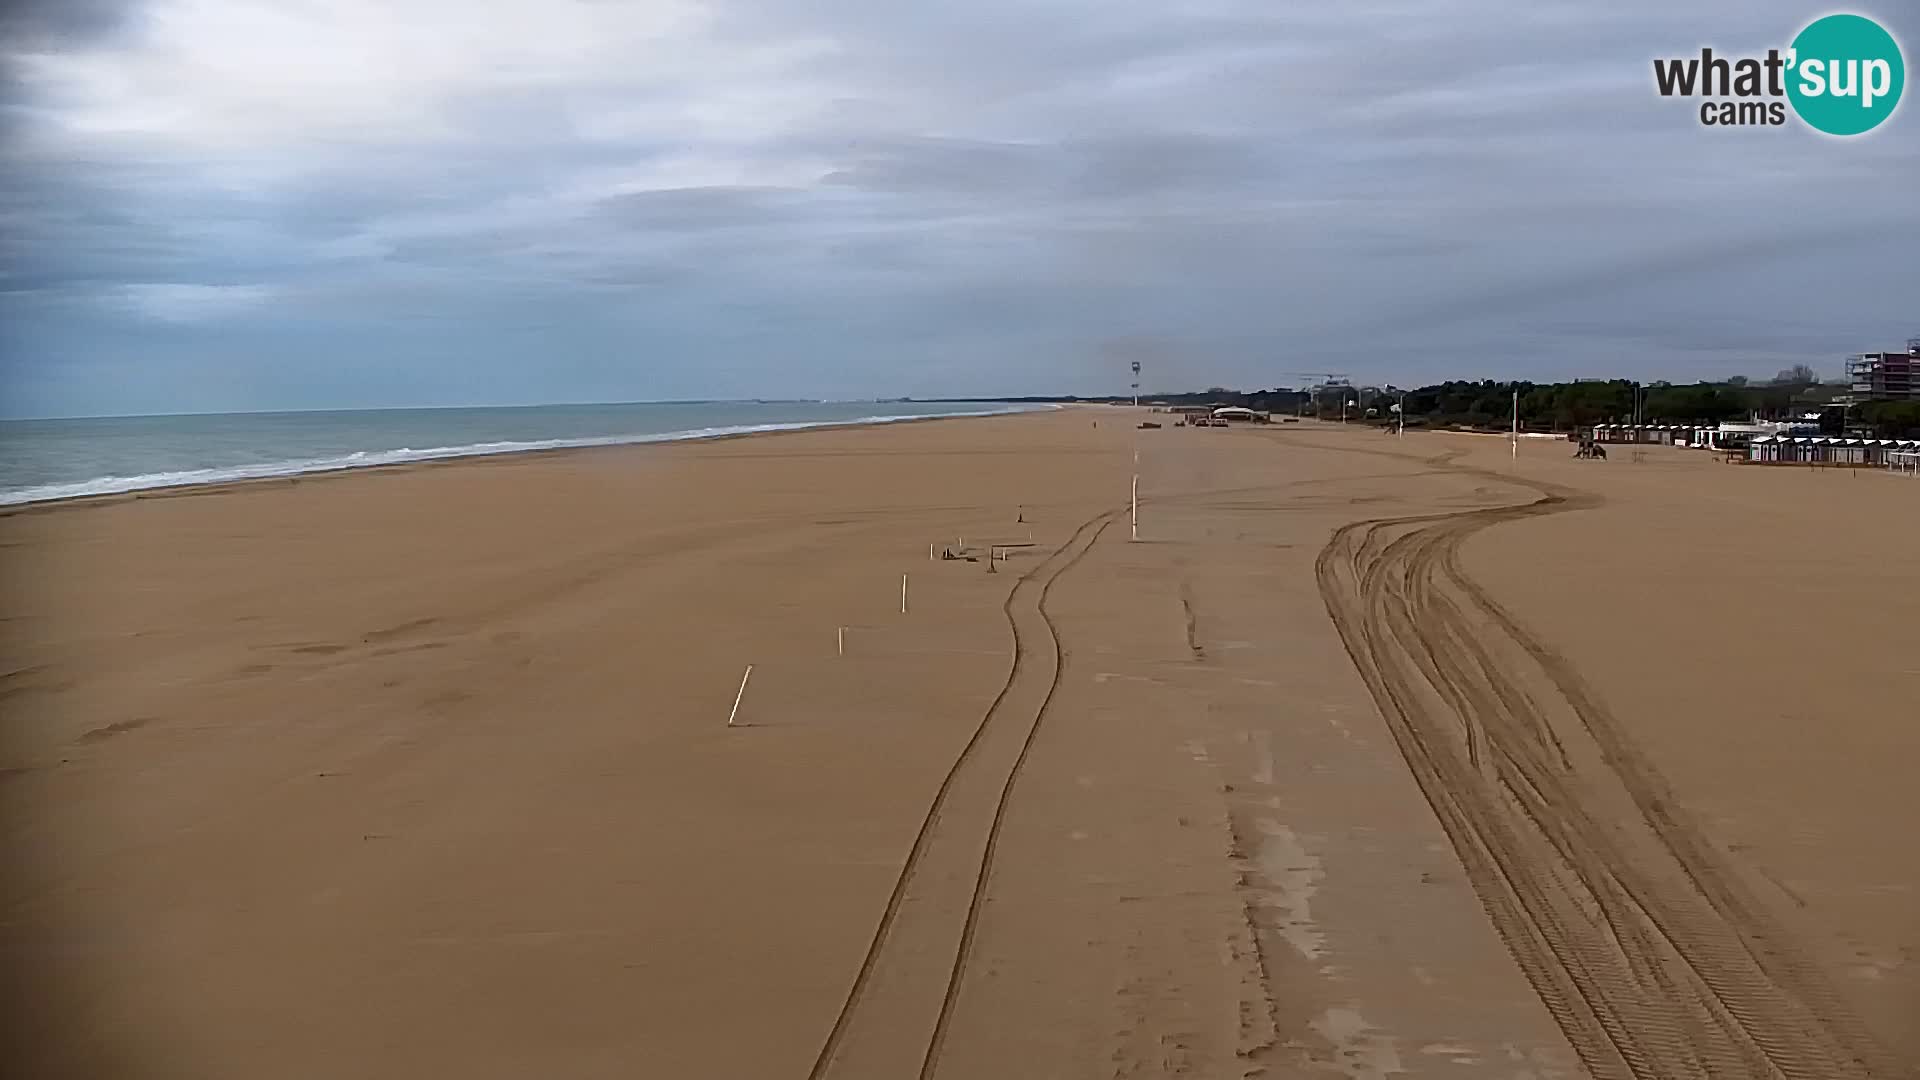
[2,409,1912,1078]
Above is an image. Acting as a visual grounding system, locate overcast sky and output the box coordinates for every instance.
[2,1,1916,416]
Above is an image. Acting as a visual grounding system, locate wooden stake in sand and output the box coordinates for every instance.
[726,664,754,727]
[837,626,845,657]
[901,573,909,614]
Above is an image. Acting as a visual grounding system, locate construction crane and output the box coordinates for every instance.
[1280,372,1353,417]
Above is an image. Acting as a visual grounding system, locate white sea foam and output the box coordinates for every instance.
[0,404,1055,506]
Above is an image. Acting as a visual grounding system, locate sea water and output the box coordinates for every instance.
[0,401,1050,506]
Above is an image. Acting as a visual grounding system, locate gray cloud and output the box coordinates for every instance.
[2,0,1918,416]
[0,0,131,50]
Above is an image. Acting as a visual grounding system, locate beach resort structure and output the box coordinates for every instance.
[1588,420,1819,451]
[1211,406,1270,424]
[1589,423,1706,446]
[1849,339,1920,401]
[1585,420,1920,466]
[1748,436,1920,468]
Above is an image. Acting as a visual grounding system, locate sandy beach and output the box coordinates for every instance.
[3,407,1915,1079]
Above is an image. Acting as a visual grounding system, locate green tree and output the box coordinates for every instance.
[1861,401,1920,438]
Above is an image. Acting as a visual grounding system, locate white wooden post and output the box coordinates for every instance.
[726,665,754,727]
[901,573,909,614]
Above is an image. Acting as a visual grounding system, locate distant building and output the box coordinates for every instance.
[1211,406,1270,424]
[1702,419,1821,451]
[1589,423,1700,446]
[1586,422,1800,448]
[1749,436,1920,467]
[1592,419,1820,451]
[1848,339,1920,400]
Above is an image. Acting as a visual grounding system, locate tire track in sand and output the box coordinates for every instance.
[805,509,1117,1080]
[1313,464,1902,1079]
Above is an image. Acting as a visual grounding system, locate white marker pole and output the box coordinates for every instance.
[727,664,754,727]
[1131,474,1139,541]
[1511,390,1519,462]
[901,573,909,615]
[929,542,935,561]
[837,626,845,657]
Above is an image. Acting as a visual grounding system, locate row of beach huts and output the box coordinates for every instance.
[1749,435,1920,470]
[1587,422,1920,472]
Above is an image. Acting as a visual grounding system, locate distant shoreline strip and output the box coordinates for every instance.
[0,403,1060,508]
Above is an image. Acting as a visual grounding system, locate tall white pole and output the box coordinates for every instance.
[1511,389,1519,461]
[1131,473,1139,541]
[901,573,909,614]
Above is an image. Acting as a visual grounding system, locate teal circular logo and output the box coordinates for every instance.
[1787,14,1905,135]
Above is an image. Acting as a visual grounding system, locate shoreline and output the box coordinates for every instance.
[0,403,1069,518]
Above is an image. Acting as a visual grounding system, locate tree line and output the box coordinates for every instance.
[992,372,1920,438]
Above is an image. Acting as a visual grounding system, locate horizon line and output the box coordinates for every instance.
[2,375,1851,422]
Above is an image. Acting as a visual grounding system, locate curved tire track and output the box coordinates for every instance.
[805,508,1119,1080]
[915,515,1114,1079]
[1313,463,1901,1078]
